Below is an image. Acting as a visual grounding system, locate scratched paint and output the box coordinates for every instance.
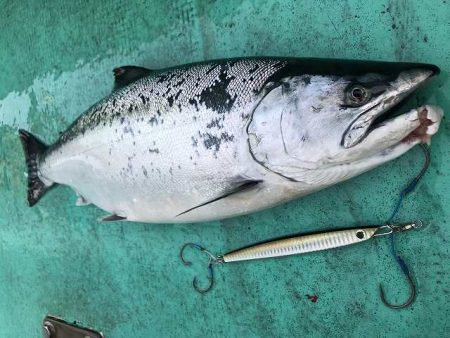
[0,0,449,337]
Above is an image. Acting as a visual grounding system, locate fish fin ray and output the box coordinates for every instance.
[101,214,127,222]
[176,180,262,217]
[18,129,55,206]
[113,66,153,90]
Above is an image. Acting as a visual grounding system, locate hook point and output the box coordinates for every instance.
[379,272,416,309]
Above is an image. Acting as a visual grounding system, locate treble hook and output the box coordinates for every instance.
[379,255,416,309]
[180,243,220,293]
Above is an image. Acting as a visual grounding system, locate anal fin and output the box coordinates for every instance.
[75,194,90,206]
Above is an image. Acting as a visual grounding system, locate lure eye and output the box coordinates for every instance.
[356,230,365,239]
[347,84,371,106]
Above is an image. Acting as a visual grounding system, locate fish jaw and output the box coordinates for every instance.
[309,105,443,186]
[334,105,443,164]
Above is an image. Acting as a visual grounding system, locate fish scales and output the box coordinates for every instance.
[37,59,287,222]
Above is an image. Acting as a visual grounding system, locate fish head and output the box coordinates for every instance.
[249,60,443,184]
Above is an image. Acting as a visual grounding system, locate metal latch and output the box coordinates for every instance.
[42,315,104,338]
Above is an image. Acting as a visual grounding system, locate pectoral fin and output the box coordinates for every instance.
[113,66,153,90]
[176,180,262,217]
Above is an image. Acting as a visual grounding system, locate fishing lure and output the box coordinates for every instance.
[180,221,422,294]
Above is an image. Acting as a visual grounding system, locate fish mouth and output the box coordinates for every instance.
[342,66,440,149]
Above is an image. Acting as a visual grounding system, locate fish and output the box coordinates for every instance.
[18,58,444,223]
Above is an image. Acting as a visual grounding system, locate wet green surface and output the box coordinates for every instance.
[0,1,449,337]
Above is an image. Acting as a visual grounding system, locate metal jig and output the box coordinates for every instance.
[180,222,421,295]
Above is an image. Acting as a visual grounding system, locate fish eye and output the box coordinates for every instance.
[346,84,371,106]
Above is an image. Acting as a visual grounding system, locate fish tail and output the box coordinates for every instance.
[18,129,54,206]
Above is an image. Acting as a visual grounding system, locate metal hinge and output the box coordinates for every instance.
[42,315,104,338]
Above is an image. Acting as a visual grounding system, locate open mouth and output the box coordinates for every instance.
[342,68,441,148]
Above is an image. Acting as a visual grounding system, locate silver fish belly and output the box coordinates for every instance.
[18,58,443,223]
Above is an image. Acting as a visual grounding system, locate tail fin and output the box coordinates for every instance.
[18,129,54,206]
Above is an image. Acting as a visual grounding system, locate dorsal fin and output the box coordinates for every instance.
[113,66,153,90]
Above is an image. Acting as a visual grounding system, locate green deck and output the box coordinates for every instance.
[0,1,449,337]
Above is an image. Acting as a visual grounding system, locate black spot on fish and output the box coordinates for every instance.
[120,117,125,124]
[206,65,218,75]
[175,89,182,100]
[191,137,198,147]
[206,117,224,129]
[148,148,160,154]
[123,125,133,134]
[157,74,168,83]
[139,94,146,104]
[148,117,158,125]
[282,82,293,94]
[189,98,199,111]
[169,167,173,175]
[240,112,251,120]
[249,64,260,74]
[142,166,148,177]
[202,132,234,152]
[199,65,236,114]
[128,106,133,113]
[167,96,174,107]
[175,78,186,87]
